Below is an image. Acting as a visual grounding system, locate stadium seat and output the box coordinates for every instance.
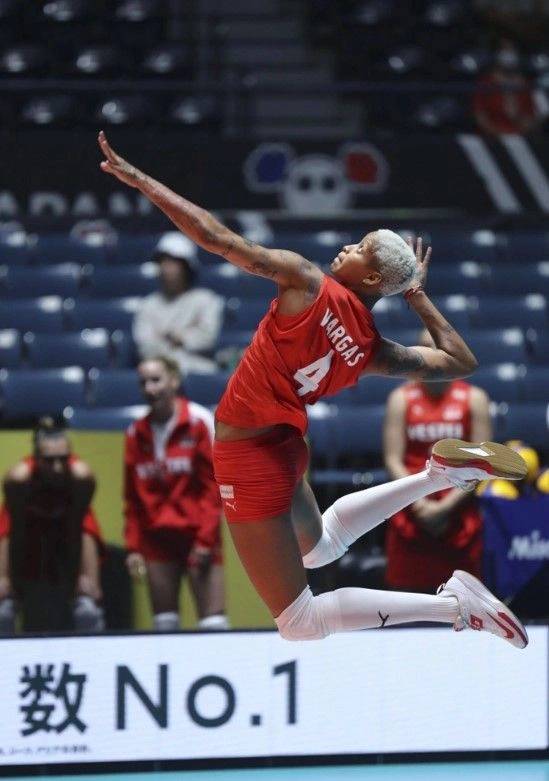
[86,263,158,298]
[487,262,549,296]
[0,329,21,367]
[183,372,230,406]
[64,298,140,332]
[337,376,404,406]
[34,235,106,265]
[24,330,112,369]
[224,298,268,330]
[429,296,471,329]
[469,295,547,329]
[528,330,549,365]
[425,263,487,296]
[0,297,64,333]
[519,367,549,403]
[425,229,498,263]
[503,231,549,262]
[463,329,526,366]
[198,266,272,299]
[0,243,31,265]
[501,403,549,450]
[111,330,137,367]
[65,405,148,431]
[215,329,253,351]
[108,235,160,265]
[1,263,81,298]
[472,364,524,403]
[0,367,86,420]
[88,368,142,407]
[95,95,153,126]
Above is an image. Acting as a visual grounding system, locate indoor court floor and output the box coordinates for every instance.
[14,761,549,781]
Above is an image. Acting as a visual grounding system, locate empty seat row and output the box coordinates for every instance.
[0,329,134,369]
[0,368,231,421]
[2,261,547,299]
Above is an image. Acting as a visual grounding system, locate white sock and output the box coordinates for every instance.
[275,585,459,640]
[153,611,180,631]
[198,614,230,630]
[303,469,450,569]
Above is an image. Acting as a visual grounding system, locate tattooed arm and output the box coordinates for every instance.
[364,290,478,380]
[97,132,323,291]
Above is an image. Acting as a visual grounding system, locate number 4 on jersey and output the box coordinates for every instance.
[293,350,334,397]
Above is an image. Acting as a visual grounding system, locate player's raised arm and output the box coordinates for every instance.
[363,237,478,381]
[97,131,322,291]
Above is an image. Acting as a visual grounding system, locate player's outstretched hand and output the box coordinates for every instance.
[98,130,141,188]
[405,235,431,293]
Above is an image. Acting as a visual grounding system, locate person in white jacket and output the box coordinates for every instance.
[133,232,224,374]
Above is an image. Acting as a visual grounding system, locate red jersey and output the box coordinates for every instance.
[216,275,380,434]
[391,380,481,547]
[0,455,102,543]
[124,397,222,551]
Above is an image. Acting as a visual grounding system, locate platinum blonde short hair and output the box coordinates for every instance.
[372,229,417,296]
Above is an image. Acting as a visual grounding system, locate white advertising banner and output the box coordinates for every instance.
[0,626,546,765]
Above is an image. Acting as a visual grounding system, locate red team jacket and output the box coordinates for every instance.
[216,275,381,432]
[0,455,103,543]
[386,380,483,589]
[124,397,222,551]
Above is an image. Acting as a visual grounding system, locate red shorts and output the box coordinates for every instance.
[136,527,223,566]
[213,425,309,522]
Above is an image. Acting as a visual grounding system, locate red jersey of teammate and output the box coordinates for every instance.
[216,275,381,434]
[0,455,103,543]
[386,380,482,590]
[124,397,222,552]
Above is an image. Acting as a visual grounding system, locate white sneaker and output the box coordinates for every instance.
[428,439,528,490]
[437,570,528,649]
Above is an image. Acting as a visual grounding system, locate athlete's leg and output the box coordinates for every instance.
[146,560,183,631]
[290,478,324,556]
[228,513,459,638]
[188,563,229,629]
[298,469,451,568]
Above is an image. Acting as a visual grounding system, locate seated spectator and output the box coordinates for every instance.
[133,232,223,375]
[478,440,549,499]
[473,39,539,135]
[0,418,104,633]
[124,356,229,631]
[383,330,492,592]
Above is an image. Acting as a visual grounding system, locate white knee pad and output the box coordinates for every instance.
[154,611,180,632]
[198,614,230,630]
[302,506,354,569]
[73,596,105,632]
[275,586,339,641]
[0,598,15,634]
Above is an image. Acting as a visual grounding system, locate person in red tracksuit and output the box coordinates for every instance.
[384,331,492,592]
[0,418,104,633]
[124,356,228,631]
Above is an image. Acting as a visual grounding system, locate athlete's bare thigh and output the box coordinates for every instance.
[290,477,323,557]
[227,513,307,618]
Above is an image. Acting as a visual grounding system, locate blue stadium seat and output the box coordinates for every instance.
[426,263,487,296]
[331,406,385,458]
[501,403,549,449]
[469,295,547,329]
[64,298,140,332]
[487,262,549,296]
[372,298,418,330]
[65,405,148,431]
[111,330,136,367]
[430,296,471,329]
[198,266,273,299]
[0,330,22,368]
[183,372,230,406]
[528,330,549,365]
[86,263,158,298]
[215,329,253,351]
[0,297,64,333]
[1,263,81,298]
[88,368,142,407]
[24,330,111,369]
[34,235,106,265]
[426,230,498,263]
[337,376,404,406]
[108,235,160,265]
[503,231,549,262]
[465,329,526,366]
[0,367,86,420]
[0,244,31,265]
[519,367,549,403]
[472,364,524,403]
[224,299,268,330]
